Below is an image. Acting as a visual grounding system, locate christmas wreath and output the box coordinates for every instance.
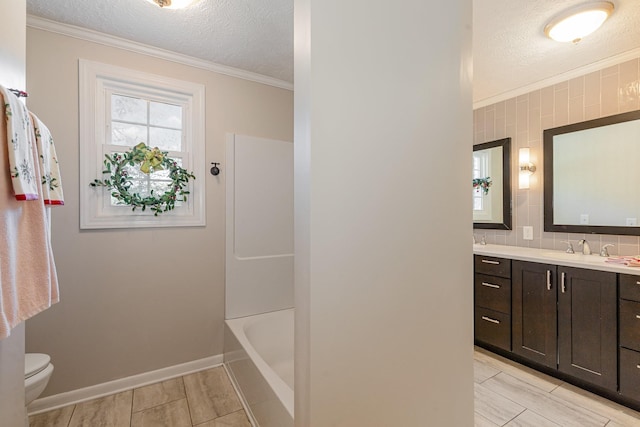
[473,177,492,195]
[90,142,195,215]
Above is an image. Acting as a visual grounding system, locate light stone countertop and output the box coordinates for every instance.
[473,244,640,277]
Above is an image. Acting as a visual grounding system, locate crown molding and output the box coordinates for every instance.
[27,15,638,106]
[473,46,640,109]
[26,15,294,92]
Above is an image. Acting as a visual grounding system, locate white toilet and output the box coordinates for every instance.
[25,353,54,406]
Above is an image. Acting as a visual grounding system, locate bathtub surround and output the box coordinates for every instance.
[225,134,294,320]
[294,1,474,426]
[474,56,640,253]
[24,26,293,398]
[0,1,28,426]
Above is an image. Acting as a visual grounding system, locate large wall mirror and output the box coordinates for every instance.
[473,138,512,230]
[544,110,640,236]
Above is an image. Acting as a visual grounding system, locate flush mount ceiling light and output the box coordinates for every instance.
[144,0,196,9]
[544,1,614,43]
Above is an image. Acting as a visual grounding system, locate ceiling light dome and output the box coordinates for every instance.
[144,0,197,9]
[544,1,614,43]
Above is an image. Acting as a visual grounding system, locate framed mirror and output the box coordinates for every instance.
[473,137,511,230]
[544,110,640,236]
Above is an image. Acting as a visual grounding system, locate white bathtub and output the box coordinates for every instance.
[224,309,294,427]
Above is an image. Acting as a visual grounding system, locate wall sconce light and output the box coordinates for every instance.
[519,148,536,190]
[544,1,614,43]
[144,0,197,9]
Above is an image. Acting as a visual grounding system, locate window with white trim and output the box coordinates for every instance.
[472,150,492,220]
[79,60,205,229]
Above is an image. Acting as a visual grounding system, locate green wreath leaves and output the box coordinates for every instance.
[90,143,196,216]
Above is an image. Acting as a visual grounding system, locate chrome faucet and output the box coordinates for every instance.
[561,240,574,254]
[473,234,487,245]
[578,239,591,255]
[600,244,614,257]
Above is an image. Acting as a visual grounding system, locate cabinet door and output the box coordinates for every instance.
[558,267,617,391]
[512,261,557,368]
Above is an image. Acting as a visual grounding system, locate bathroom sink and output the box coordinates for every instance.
[541,251,580,260]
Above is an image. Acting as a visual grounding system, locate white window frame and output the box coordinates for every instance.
[79,59,205,229]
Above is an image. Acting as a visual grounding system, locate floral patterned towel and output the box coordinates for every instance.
[605,256,640,267]
[1,85,39,200]
[30,112,64,205]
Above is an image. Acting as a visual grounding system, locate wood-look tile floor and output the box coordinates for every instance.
[474,347,640,426]
[30,350,640,427]
[29,366,251,427]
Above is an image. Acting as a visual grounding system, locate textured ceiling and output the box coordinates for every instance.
[26,0,294,82]
[474,0,640,103]
[26,0,640,104]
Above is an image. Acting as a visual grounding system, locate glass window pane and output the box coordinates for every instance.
[111,95,147,124]
[130,179,151,198]
[112,122,147,146]
[122,162,147,180]
[109,179,147,205]
[149,127,182,151]
[473,197,483,211]
[150,102,182,128]
[151,168,170,180]
[150,180,172,195]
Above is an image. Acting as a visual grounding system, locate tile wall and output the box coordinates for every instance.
[474,57,640,256]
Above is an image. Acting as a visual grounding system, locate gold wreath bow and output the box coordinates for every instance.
[134,143,165,174]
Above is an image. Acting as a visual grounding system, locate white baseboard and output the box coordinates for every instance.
[27,354,223,415]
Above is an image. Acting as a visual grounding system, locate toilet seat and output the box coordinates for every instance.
[25,353,51,379]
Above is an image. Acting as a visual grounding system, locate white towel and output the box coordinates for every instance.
[30,112,64,206]
[0,85,39,201]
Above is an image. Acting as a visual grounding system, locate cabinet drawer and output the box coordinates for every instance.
[474,255,511,278]
[474,274,511,314]
[620,274,640,302]
[474,307,511,351]
[620,299,640,352]
[620,347,640,401]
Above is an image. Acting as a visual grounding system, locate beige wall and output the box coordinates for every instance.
[0,1,27,425]
[474,57,640,255]
[25,27,293,396]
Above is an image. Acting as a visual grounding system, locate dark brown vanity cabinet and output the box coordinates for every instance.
[512,261,557,369]
[619,274,640,401]
[474,255,511,351]
[557,267,617,391]
[511,261,617,391]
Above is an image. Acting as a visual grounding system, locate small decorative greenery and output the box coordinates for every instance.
[473,177,492,195]
[90,143,195,215]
